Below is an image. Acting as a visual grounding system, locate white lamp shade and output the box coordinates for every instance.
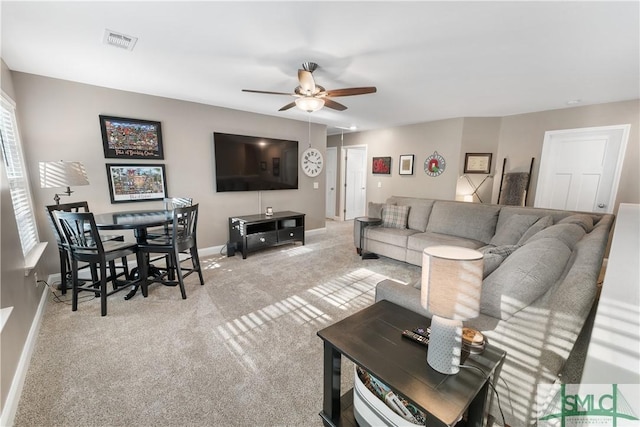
[295,97,325,112]
[421,246,483,320]
[39,161,89,188]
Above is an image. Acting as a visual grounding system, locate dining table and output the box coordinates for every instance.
[93,209,174,299]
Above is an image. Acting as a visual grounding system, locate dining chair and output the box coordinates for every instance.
[46,202,128,294]
[137,204,204,299]
[55,211,142,316]
[146,197,193,239]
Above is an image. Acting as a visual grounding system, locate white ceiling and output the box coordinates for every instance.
[2,1,639,135]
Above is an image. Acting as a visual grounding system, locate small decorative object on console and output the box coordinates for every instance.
[265,207,273,216]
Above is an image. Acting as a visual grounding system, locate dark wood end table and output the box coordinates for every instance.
[317,300,506,427]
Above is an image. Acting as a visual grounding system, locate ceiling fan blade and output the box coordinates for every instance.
[242,89,293,96]
[278,101,297,111]
[298,70,316,95]
[325,87,377,97]
[323,98,348,111]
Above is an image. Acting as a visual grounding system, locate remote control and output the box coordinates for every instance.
[402,330,429,346]
[412,327,430,338]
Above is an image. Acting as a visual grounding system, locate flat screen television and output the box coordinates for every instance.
[213,132,299,192]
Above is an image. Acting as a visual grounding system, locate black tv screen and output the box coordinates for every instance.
[213,132,299,192]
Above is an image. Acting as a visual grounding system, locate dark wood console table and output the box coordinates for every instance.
[228,211,305,259]
[317,300,506,427]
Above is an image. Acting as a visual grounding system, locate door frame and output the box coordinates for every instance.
[534,124,630,214]
[325,146,339,220]
[340,144,368,221]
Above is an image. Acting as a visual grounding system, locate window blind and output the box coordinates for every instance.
[1,94,40,256]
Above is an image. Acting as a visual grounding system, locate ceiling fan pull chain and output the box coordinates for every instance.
[308,113,312,148]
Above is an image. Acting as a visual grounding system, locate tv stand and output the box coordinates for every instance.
[228,211,305,259]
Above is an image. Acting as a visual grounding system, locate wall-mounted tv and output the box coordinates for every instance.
[213,132,299,192]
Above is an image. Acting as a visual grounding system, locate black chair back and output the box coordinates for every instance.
[55,211,105,255]
[172,204,198,252]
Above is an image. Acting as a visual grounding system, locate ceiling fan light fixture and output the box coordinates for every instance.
[295,97,325,112]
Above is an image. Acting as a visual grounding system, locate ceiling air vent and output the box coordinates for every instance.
[103,29,138,51]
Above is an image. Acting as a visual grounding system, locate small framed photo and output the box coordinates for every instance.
[105,163,167,203]
[372,156,391,174]
[399,154,414,175]
[464,153,492,174]
[99,115,164,160]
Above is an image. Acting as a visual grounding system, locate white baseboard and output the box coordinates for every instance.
[0,288,49,427]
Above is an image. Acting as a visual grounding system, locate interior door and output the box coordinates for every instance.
[534,125,629,213]
[345,147,367,220]
[325,147,337,218]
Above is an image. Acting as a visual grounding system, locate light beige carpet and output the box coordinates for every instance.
[13,220,421,427]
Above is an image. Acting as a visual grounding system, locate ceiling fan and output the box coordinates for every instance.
[242,62,377,112]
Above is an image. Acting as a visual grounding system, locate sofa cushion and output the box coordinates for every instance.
[558,214,594,233]
[426,201,500,243]
[407,232,486,252]
[517,215,553,245]
[480,238,571,320]
[366,226,417,247]
[391,198,435,232]
[490,214,540,246]
[526,223,586,250]
[367,202,386,218]
[381,204,410,229]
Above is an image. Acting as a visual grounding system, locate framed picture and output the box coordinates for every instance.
[399,154,414,175]
[99,115,164,160]
[464,153,492,174]
[372,156,391,174]
[105,163,167,203]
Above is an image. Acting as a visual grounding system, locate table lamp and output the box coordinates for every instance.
[421,246,483,374]
[39,161,89,204]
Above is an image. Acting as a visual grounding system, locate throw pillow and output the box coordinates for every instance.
[479,244,520,277]
[517,215,553,245]
[480,238,571,320]
[558,214,594,233]
[381,204,410,229]
[490,214,540,246]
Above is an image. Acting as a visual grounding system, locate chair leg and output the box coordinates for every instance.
[109,261,119,290]
[191,247,204,286]
[59,249,68,294]
[99,262,108,316]
[71,259,79,312]
[173,252,187,299]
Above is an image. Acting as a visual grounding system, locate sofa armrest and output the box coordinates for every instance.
[375,279,430,318]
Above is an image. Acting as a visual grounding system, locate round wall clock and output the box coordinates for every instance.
[424,151,446,177]
[301,148,324,177]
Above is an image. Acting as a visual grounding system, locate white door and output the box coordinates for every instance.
[345,146,367,220]
[325,147,337,218]
[534,125,630,213]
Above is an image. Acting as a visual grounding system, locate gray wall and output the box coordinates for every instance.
[494,100,640,209]
[328,101,639,215]
[11,71,327,277]
[327,118,467,214]
[1,60,46,415]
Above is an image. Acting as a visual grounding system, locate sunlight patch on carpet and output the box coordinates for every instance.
[306,268,387,310]
[279,245,313,256]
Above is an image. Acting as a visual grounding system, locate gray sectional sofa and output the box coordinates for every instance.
[355,196,614,426]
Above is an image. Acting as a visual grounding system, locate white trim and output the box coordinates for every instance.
[23,242,48,276]
[0,289,49,427]
[0,307,14,333]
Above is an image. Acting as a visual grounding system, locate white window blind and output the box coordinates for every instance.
[1,93,40,256]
